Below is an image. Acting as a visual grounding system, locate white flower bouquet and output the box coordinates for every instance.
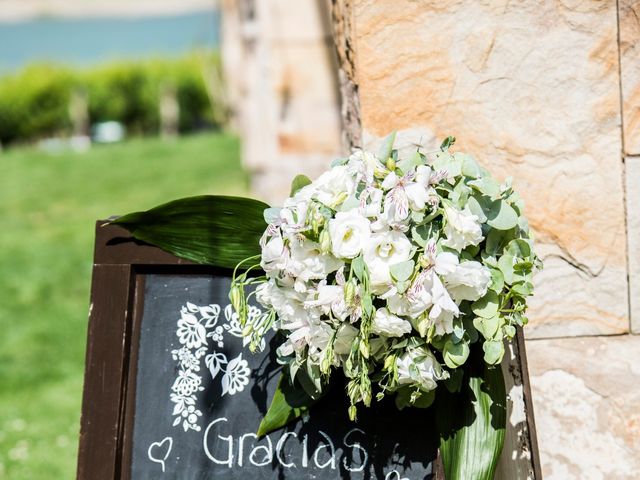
[230,134,541,425]
[113,133,541,478]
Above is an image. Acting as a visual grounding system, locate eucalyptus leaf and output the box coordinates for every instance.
[378,131,397,161]
[484,199,518,230]
[289,174,312,196]
[498,254,516,284]
[440,135,456,151]
[263,207,282,224]
[398,151,423,174]
[112,195,269,268]
[433,152,462,179]
[472,291,499,318]
[473,315,501,340]
[467,196,487,223]
[390,260,415,282]
[443,339,470,369]
[506,238,531,259]
[256,373,318,437]
[483,340,505,365]
[460,154,482,178]
[468,177,501,199]
[437,351,506,480]
[488,268,505,293]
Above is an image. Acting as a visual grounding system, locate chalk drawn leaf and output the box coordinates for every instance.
[201,304,221,328]
[205,352,228,380]
[186,302,199,313]
[221,353,250,396]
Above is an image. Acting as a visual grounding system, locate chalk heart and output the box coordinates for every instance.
[148,436,173,473]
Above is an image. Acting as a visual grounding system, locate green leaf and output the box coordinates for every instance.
[468,177,501,199]
[398,151,423,174]
[483,340,505,365]
[289,174,312,196]
[263,207,282,224]
[433,152,462,178]
[112,195,269,268]
[443,339,470,369]
[506,238,531,259]
[484,199,518,230]
[390,260,415,282]
[467,196,488,223]
[440,135,456,151]
[461,154,482,178]
[488,268,504,292]
[472,291,499,318]
[378,131,397,161]
[498,254,516,284]
[256,372,318,437]
[473,315,501,340]
[437,354,506,480]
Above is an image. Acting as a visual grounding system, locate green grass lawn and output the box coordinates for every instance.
[0,133,249,479]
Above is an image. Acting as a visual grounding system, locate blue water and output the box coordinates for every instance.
[0,10,220,73]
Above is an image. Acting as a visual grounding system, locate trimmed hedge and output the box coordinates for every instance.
[0,53,226,145]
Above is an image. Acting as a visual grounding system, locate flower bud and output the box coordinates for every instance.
[386,157,396,171]
[344,279,357,305]
[319,228,332,254]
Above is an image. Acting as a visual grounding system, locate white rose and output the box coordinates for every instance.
[372,308,412,337]
[396,347,445,391]
[442,205,484,252]
[364,230,413,292]
[328,210,371,259]
[443,260,492,302]
[313,165,356,208]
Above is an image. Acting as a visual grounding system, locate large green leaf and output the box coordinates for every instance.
[111,195,269,268]
[257,372,319,437]
[437,351,506,480]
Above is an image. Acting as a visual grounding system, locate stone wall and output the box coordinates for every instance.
[220,0,343,203]
[222,0,640,477]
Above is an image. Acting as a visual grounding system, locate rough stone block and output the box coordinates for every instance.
[620,0,640,155]
[527,335,640,479]
[627,157,640,333]
[353,0,629,338]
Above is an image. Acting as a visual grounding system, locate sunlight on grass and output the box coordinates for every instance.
[0,133,248,478]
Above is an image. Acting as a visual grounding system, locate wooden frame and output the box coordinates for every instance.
[77,221,202,479]
[76,221,541,479]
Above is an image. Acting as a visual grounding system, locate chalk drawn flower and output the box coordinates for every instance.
[176,311,207,349]
[221,353,250,396]
[171,346,200,371]
[172,369,203,397]
[207,325,225,348]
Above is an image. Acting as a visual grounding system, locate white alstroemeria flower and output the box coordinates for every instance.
[372,308,412,337]
[313,165,357,208]
[442,205,483,252]
[443,260,492,302]
[359,187,384,218]
[260,234,287,273]
[256,279,307,325]
[277,314,333,360]
[288,235,342,281]
[425,271,459,335]
[363,230,413,292]
[347,149,385,185]
[304,280,349,321]
[382,171,431,224]
[333,322,358,355]
[328,209,371,259]
[396,347,445,391]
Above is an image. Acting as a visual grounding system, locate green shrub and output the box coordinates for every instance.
[0,64,75,145]
[0,52,227,145]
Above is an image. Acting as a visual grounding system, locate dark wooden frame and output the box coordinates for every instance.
[76,221,541,480]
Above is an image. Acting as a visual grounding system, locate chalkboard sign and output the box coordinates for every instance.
[77,222,443,480]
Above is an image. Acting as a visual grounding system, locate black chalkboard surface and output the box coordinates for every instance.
[129,273,439,479]
[77,222,442,480]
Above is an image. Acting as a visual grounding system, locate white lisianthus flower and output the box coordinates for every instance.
[288,235,342,282]
[442,205,483,252]
[328,210,371,259]
[372,308,412,337]
[359,187,384,218]
[347,149,385,185]
[396,347,445,391]
[313,165,356,208]
[364,230,413,292]
[333,322,358,355]
[443,261,492,302]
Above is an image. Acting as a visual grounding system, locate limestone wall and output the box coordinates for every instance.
[222,0,640,477]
